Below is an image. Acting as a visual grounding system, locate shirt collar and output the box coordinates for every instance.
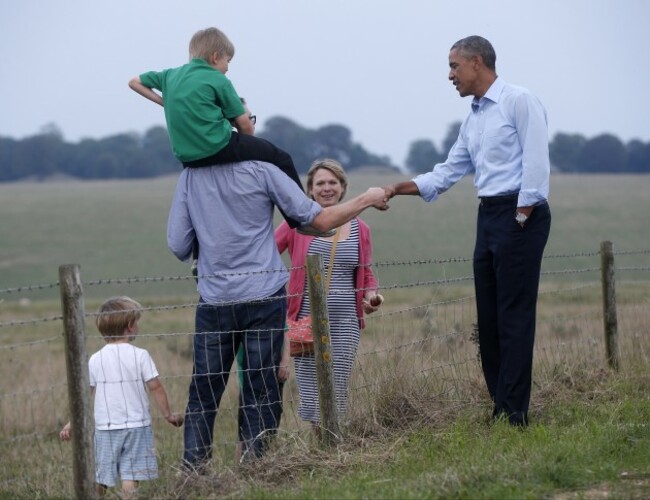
[471,76,505,111]
[190,57,211,67]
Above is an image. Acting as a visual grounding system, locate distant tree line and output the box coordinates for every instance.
[0,125,178,182]
[406,122,650,174]
[0,118,394,182]
[0,119,647,182]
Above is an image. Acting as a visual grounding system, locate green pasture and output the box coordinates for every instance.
[1,172,649,300]
[1,173,649,498]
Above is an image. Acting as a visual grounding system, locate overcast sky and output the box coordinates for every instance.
[2,0,648,168]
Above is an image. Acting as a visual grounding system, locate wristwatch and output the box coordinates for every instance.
[515,212,528,224]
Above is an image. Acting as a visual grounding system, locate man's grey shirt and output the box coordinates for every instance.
[167,161,322,304]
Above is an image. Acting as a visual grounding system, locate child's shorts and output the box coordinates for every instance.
[95,426,158,487]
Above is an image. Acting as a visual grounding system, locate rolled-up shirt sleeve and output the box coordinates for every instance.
[265,166,323,224]
[515,92,550,207]
[413,129,474,202]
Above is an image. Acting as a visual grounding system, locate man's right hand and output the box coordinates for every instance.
[383,185,397,199]
[382,181,420,198]
[366,187,390,210]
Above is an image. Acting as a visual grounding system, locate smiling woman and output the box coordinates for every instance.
[274,158,385,432]
[309,160,348,208]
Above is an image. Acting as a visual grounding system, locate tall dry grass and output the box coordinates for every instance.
[1,276,648,497]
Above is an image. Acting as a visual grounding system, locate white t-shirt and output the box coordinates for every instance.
[89,343,159,430]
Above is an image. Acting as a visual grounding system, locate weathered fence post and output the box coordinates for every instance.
[600,241,620,371]
[306,254,341,446]
[59,265,97,499]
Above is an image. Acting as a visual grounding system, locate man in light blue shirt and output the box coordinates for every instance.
[385,36,551,426]
[168,158,388,467]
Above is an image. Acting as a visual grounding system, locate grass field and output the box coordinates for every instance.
[1,172,649,299]
[1,173,649,498]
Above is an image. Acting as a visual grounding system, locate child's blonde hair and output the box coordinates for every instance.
[189,27,235,61]
[306,158,349,201]
[96,296,142,340]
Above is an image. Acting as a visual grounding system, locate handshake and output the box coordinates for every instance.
[364,185,399,211]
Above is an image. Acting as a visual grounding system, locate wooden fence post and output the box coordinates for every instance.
[59,265,97,499]
[306,254,341,446]
[600,241,620,371]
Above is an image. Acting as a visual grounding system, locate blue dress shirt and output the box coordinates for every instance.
[413,77,550,207]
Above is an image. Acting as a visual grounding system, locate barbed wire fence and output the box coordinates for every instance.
[0,243,649,496]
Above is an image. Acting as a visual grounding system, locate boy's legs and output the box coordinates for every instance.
[188,134,306,272]
[187,134,332,268]
[214,134,304,229]
[118,426,158,482]
[120,480,139,499]
[211,133,304,195]
[95,429,124,489]
[190,134,332,236]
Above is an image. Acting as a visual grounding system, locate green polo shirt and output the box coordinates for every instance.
[140,58,246,162]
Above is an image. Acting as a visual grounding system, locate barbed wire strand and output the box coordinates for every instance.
[2,247,649,296]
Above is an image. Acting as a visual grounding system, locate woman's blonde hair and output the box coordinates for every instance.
[189,27,235,61]
[306,158,348,202]
[95,296,142,340]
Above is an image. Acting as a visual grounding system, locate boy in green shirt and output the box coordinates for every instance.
[129,26,330,239]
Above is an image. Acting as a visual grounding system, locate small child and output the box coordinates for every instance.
[128,26,331,239]
[60,296,183,499]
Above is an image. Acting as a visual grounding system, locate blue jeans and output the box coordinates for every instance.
[183,287,286,466]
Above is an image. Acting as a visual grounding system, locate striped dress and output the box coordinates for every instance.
[294,219,361,423]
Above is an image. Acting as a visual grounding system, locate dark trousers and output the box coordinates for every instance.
[183,133,304,229]
[183,287,286,467]
[473,196,551,425]
[237,380,285,459]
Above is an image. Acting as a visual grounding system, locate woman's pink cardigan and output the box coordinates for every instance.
[275,218,378,329]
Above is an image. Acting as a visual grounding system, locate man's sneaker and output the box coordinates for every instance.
[296,225,335,237]
[190,259,198,282]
